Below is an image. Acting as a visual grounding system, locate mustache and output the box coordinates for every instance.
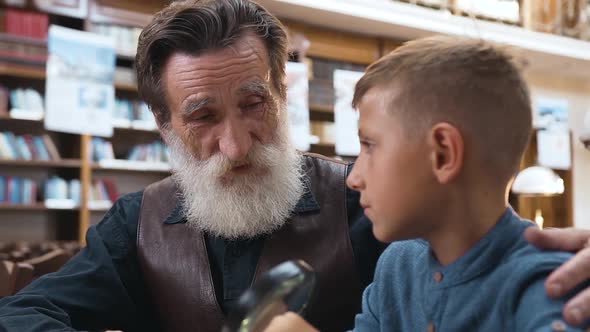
[196,143,273,178]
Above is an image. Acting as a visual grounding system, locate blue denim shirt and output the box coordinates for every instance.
[353,208,585,332]
[0,165,385,332]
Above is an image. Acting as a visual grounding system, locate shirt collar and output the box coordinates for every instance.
[422,207,531,287]
[163,175,320,225]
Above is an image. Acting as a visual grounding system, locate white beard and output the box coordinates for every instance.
[161,118,304,239]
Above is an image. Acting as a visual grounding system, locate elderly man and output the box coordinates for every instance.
[0,1,589,331]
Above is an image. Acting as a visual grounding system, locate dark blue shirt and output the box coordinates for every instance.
[0,165,384,332]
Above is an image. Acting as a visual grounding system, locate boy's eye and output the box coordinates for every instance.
[360,140,374,153]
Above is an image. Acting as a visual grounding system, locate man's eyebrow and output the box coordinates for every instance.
[181,97,215,118]
[238,81,271,97]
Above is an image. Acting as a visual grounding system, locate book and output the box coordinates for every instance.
[68,179,80,204]
[0,86,8,116]
[3,132,19,159]
[15,136,32,160]
[42,134,61,161]
[102,179,119,203]
[0,176,6,202]
[0,132,15,159]
[23,134,37,160]
[33,136,50,161]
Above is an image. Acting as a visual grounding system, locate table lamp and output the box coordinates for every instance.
[511,166,564,229]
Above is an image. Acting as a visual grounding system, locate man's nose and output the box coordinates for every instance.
[218,117,253,161]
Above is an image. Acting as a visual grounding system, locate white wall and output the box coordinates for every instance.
[525,73,590,228]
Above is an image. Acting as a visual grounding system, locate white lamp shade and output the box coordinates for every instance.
[511,166,564,196]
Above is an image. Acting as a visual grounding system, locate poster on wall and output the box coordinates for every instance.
[285,62,311,151]
[334,69,364,156]
[533,97,571,170]
[44,25,116,137]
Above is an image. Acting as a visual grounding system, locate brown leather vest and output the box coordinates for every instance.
[137,154,362,332]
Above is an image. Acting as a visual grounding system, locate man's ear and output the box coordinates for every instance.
[427,123,464,184]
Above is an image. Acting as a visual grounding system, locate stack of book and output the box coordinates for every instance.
[7,88,44,120]
[3,9,49,40]
[0,9,48,68]
[89,178,119,208]
[89,137,115,162]
[0,132,61,161]
[0,176,38,205]
[113,98,157,130]
[42,176,120,210]
[90,23,141,57]
[44,176,79,209]
[128,141,169,163]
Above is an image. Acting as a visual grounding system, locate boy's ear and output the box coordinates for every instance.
[427,123,464,184]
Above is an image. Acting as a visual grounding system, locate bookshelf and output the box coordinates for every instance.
[0,0,171,243]
[0,63,45,80]
[0,62,138,91]
[0,203,49,211]
[0,0,578,244]
[0,203,108,212]
[0,159,82,168]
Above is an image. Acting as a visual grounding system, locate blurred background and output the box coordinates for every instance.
[0,0,589,289]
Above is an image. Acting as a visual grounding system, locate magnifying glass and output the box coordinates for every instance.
[222,260,316,332]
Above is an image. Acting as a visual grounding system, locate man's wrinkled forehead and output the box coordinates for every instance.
[162,35,275,104]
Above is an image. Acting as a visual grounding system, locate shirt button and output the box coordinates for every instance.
[433,271,443,283]
[427,322,435,332]
[551,320,567,331]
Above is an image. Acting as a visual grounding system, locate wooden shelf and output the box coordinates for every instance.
[0,114,43,122]
[0,159,82,168]
[0,203,110,212]
[0,203,83,212]
[92,166,170,174]
[92,160,170,173]
[310,106,334,122]
[0,62,137,91]
[0,203,49,211]
[0,115,159,135]
[0,63,45,80]
[113,125,159,134]
[113,81,138,92]
[309,103,333,113]
[0,32,46,46]
[259,0,590,81]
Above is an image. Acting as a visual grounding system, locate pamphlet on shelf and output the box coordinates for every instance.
[44,198,76,210]
[97,159,171,172]
[112,118,132,128]
[88,200,112,210]
[131,120,158,131]
[9,109,44,121]
[286,61,311,151]
[45,25,116,137]
[334,69,363,156]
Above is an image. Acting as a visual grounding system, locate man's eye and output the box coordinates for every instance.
[194,113,214,122]
[243,102,263,111]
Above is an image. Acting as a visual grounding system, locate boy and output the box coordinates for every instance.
[265,36,584,331]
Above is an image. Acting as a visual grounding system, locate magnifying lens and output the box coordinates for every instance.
[222,260,316,332]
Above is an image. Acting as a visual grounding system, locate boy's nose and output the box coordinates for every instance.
[346,164,364,191]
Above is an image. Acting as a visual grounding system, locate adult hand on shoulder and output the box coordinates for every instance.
[263,312,319,332]
[525,227,590,326]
